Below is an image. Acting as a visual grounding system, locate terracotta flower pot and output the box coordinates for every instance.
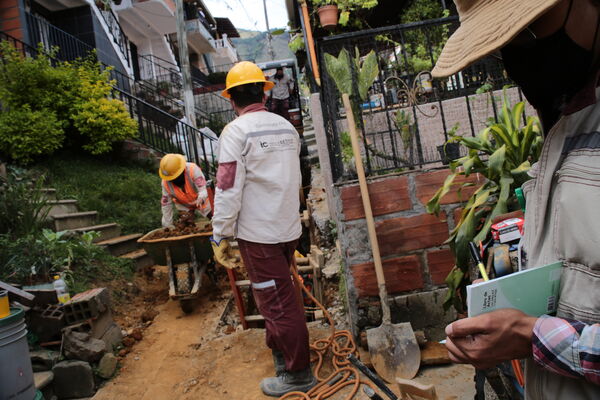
[317,5,339,30]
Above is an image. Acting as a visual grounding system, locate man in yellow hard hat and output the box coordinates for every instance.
[159,153,212,228]
[210,61,316,397]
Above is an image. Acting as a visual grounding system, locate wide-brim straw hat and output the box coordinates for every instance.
[432,0,561,78]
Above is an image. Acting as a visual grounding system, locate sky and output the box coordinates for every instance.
[204,0,289,31]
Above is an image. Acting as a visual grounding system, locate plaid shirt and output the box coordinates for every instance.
[533,315,600,385]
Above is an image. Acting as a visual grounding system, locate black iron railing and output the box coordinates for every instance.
[98,6,131,67]
[2,27,218,178]
[317,16,531,182]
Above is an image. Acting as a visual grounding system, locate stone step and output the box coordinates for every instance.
[40,188,57,201]
[98,233,143,257]
[120,249,153,270]
[44,199,78,218]
[70,223,121,243]
[53,211,97,231]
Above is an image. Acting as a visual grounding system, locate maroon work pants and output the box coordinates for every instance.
[237,238,310,372]
[270,98,290,121]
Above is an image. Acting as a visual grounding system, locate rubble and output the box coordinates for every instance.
[30,350,60,372]
[63,288,110,325]
[97,353,118,379]
[52,360,95,399]
[63,330,106,363]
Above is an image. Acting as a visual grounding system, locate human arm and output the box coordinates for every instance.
[211,125,246,242]
[445,308,537,369]
[161,186,175,228]
[532,315,600,385]
[189,163,211,216]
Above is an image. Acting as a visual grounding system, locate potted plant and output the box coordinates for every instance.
[437,123,461,165]
[313,0,339,29]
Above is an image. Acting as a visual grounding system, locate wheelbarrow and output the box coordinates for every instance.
[138,225,213,313]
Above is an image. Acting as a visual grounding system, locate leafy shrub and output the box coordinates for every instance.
[0,107,65,163]
[0,167,50,238]
[426,90,543,311]
[0,41,137,164]
[0,229,133,292]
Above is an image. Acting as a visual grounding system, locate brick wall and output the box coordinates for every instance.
[0,0,24,40]
[335,168,481,339]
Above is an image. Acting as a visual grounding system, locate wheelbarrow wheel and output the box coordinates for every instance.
[180,298,195,314]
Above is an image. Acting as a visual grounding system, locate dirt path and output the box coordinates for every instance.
[94,268,475,400]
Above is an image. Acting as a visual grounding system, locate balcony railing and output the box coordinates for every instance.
[98,6,131,67]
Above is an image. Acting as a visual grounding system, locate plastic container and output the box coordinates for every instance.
[0,307,35,400]
[53,275,71,304]
[0,289,9,319]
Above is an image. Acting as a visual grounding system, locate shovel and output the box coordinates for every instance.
[342,94,420,382]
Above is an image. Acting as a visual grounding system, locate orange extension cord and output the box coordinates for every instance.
[279,266,380,400]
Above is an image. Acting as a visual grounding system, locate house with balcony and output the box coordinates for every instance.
[210,17,239,72]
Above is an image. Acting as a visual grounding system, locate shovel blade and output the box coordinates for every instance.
[367,322,420,383]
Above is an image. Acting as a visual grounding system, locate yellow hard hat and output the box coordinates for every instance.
[222,61,275,98]
[159,153,186,181]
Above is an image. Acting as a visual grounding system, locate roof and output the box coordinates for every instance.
[215,17,240,38]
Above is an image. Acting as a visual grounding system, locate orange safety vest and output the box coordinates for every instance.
[162,164,214,212]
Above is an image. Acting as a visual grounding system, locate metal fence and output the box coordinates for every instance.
[317,16,533,182]
[3,23,218,178]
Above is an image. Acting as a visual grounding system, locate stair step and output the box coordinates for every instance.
[98,233,143,257]
[43,199,78,218]
[53,211,97,231]
[70,223,121,243]
[40,188,57,201]
[120,249,154,270]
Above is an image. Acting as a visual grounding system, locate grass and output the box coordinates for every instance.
[34,152,162,235]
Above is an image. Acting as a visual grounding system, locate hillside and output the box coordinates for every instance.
[232,28,295,63]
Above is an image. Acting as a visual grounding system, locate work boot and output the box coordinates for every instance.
[260,367,317,397]
[272,349,286,376]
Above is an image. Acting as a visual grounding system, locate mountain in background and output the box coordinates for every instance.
[232,29,295,63]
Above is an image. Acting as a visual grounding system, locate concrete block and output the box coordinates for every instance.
[100,323,123,353]
[391,289,456,341]
[23,284,58,307]
[27,305,65,342]
[63,288,110,325]
[63,331,106,363]
[52,361,95,399]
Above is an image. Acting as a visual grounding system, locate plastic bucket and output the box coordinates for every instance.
[0,290,9,319]
[0,307,35,400]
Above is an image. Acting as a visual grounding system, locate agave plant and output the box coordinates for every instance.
[426,89,543,311]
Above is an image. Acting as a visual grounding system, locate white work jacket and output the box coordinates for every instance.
[211,110,302,243]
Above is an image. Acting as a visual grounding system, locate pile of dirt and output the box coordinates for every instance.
[146,212,212,239]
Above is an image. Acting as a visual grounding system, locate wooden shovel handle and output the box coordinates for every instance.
[342,93,391,325]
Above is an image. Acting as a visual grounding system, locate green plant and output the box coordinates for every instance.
[393,110,414,157]
[288,34,305,53]
[426,90,543,311]
[0,107,65,164]
[0,168,50,238]
[0,42,138,163]
[310,0,378,27]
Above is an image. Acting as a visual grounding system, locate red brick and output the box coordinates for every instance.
[0,0,18,8]
[340,176,411,221]
[415,169,483,206]
[4,27,22,40]
[351,255,423,297]
[1,17,21,31]
[427,248,455,285]
[376,213,449,256]
[453,207,464,226]
[0,6,19,20]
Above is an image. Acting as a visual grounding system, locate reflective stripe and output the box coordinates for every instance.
[252,279,276,289]
[246,129,298,138]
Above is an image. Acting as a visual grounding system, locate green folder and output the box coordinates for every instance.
[467,261,563,318]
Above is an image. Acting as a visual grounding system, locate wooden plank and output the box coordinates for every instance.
[244,315,264,322]
[420,342,452,366]
[0,280,35,305]
[235,280,251,287]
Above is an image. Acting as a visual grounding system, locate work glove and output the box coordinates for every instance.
[195,195,212,217]
[210,236,237,269]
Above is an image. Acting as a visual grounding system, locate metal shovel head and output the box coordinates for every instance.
[367,322,420,383]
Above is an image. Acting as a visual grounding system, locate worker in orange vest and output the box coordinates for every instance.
[159,153,212,228]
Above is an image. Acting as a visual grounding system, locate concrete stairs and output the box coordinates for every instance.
[302,127,319,166]
[43,189,152,270]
